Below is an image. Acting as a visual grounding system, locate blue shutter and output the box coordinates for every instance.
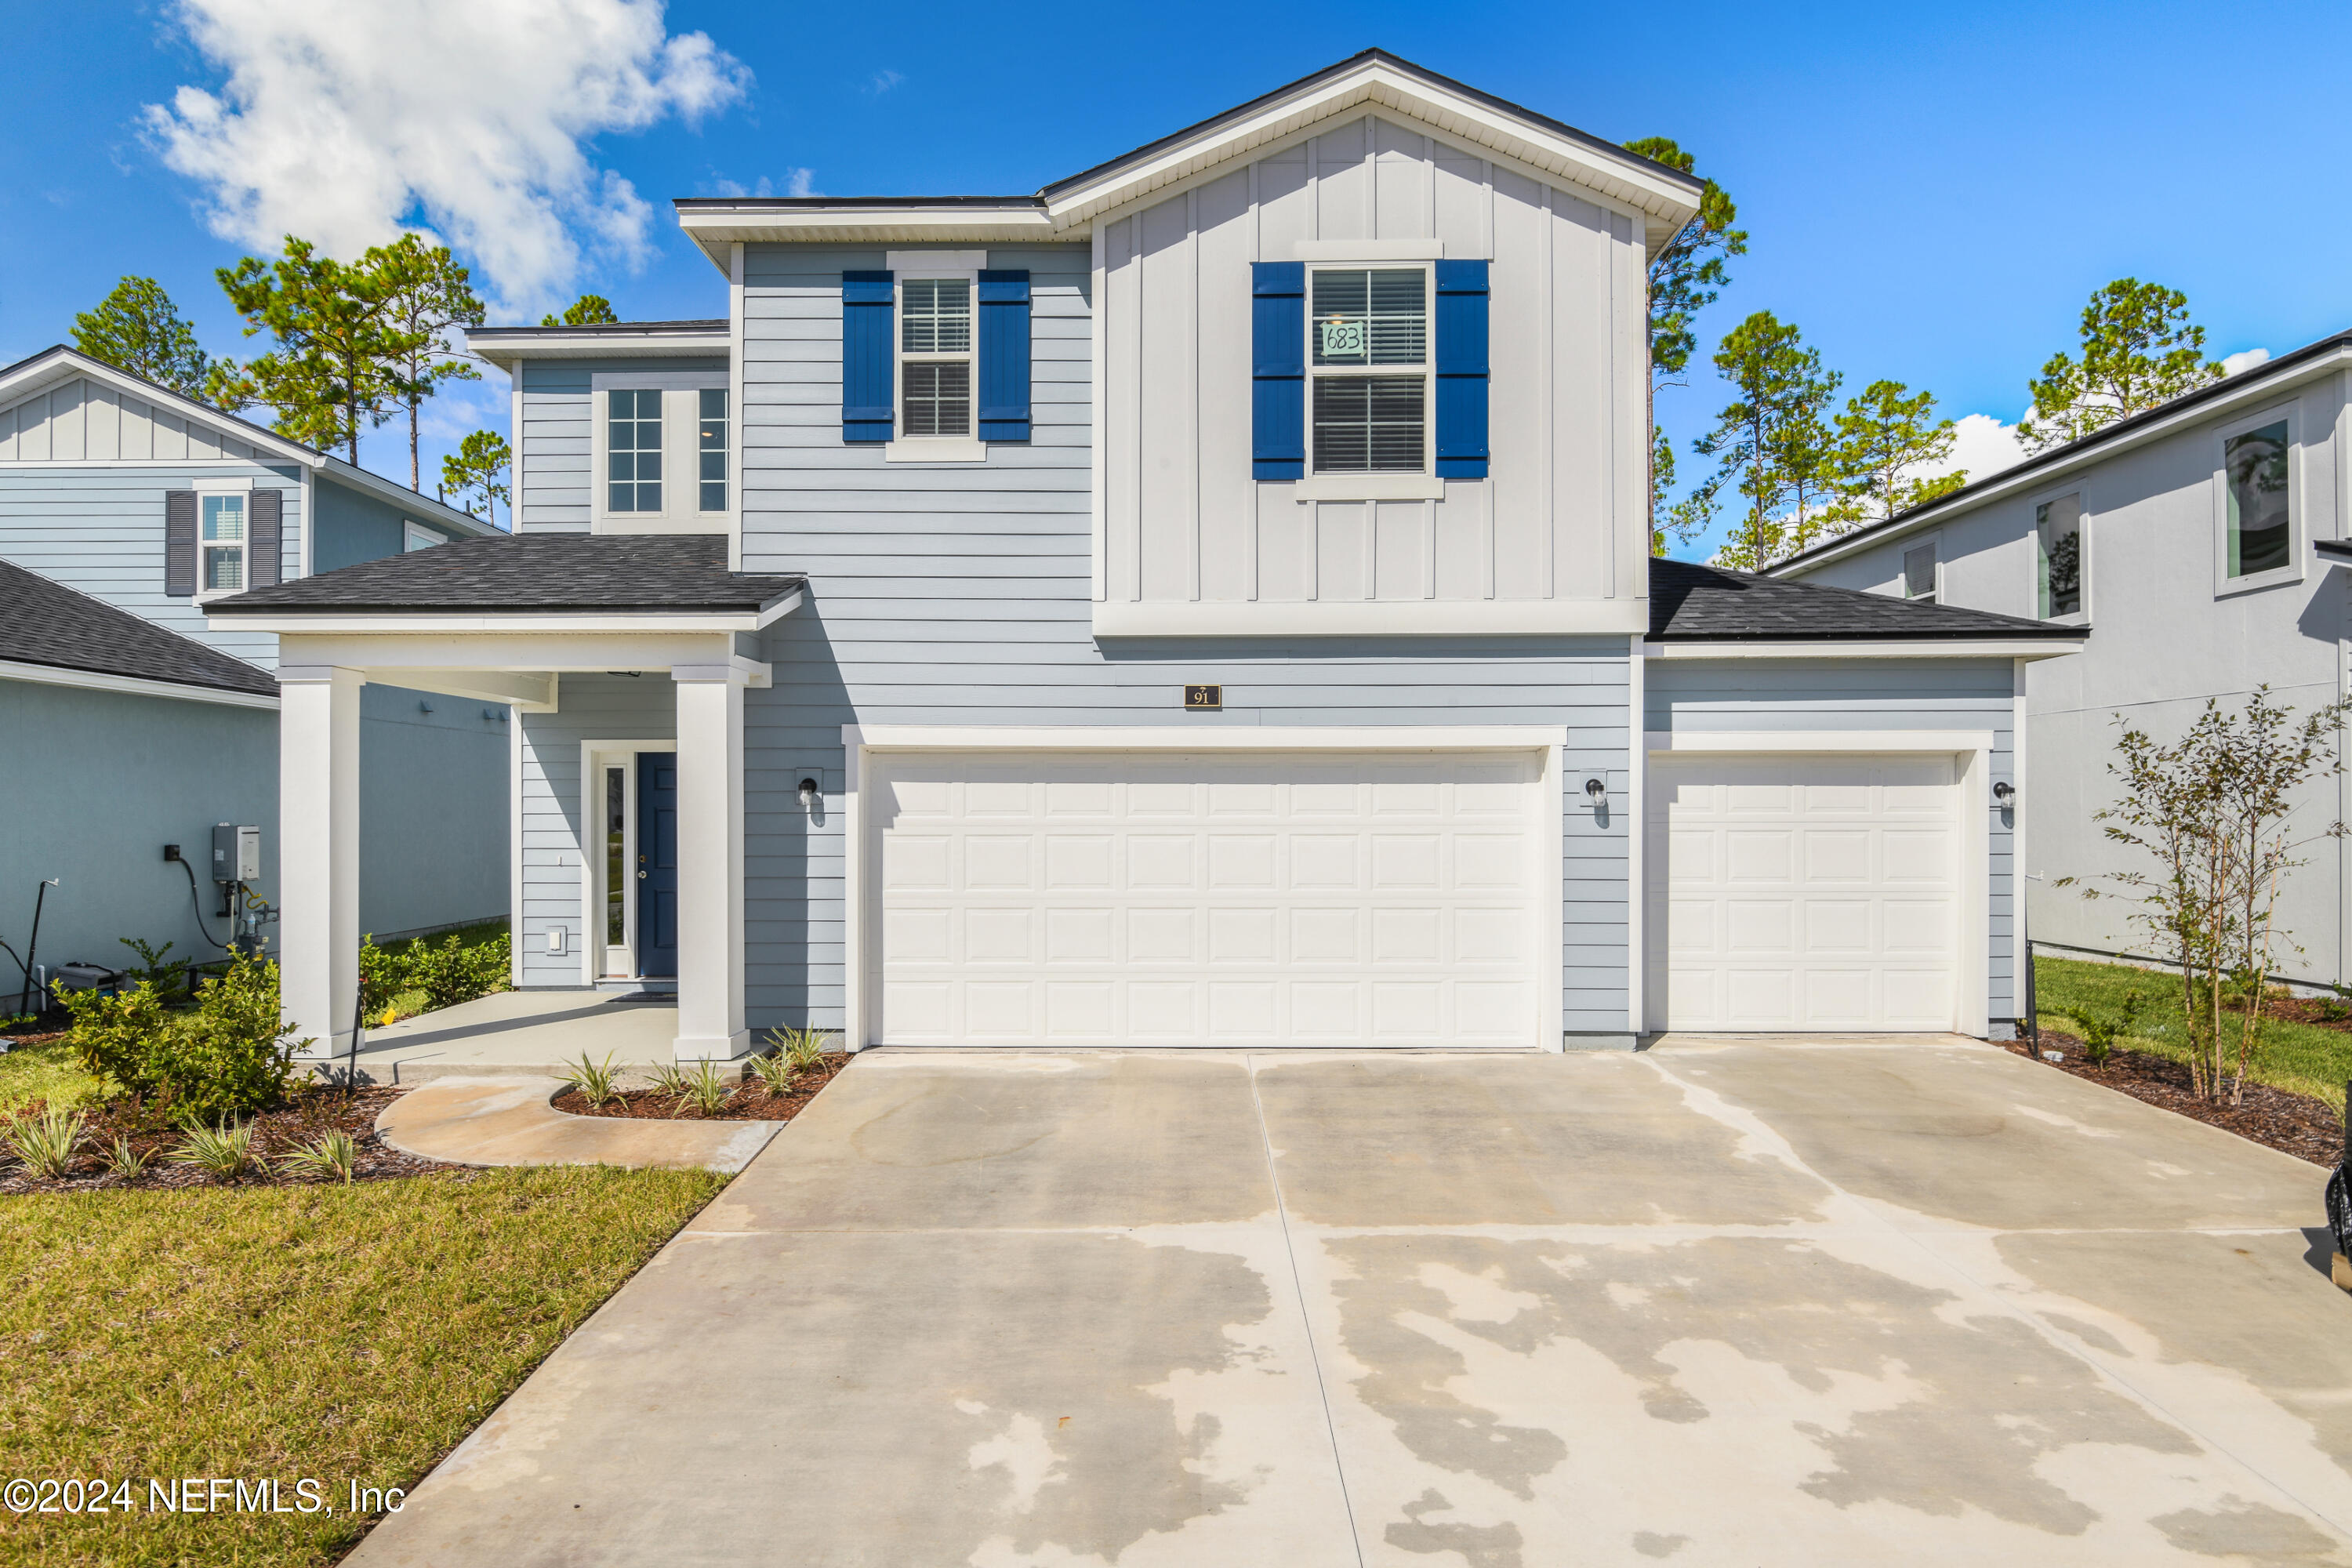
[1251,262,1305,480]
[1434,260,1490,478]
[977,269,1031,441]
[841,270,894,443]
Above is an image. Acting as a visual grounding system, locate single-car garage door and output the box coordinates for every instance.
[1647,753,1962,1031]
[866,750,1547,1047]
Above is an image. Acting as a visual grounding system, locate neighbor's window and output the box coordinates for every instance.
[403,521,441,553]
[1311,267,1428,473]
[901,278,972,438]
[2036,495,2082,618]
[699,388,729,512]
[1903,542,1938,604]
[604,765,626,953]
[608,389,662,513]
[2224,419,2290,578]
[201,493,246,593]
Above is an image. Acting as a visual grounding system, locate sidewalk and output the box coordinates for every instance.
[376,1074,779,1172]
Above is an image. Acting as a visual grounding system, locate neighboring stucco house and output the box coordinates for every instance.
[0,347,512,986]
[211,51,2080,1060]
[1772,331,2352,989]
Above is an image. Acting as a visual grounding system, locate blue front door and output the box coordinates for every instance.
[637,753,678,978]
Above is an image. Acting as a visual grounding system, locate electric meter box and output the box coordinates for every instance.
[212,823,261,884]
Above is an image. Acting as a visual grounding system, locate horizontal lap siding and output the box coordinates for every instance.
[735,241,1632,1036]
[1646,658,2020,1023]
[517,677,675,985]
[0,463,301,670]
[517,358,727,532]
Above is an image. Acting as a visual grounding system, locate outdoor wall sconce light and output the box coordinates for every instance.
[1993,782,2017,808]
[1584,777,1607,804]
[799,777,821,809]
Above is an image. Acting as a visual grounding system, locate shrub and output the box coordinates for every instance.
[103,1134,150,1178]
[60,951,304,1120]
[277,1129,357,1183]
[359,929,511,1018]
[557,1051,624,1109]
[2059,992,2143,1067]
[118,937,190,1003]
[750,1050,798,1096]
[643,1062,690,1101]
[681,1062,732,1116]
[172,1119,257,1181]
[4,1105,86,1180]
[767,1025,832,1073]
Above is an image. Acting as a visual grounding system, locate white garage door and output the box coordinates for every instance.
[867,750,1547,1047]
[1647,753,1962,1031]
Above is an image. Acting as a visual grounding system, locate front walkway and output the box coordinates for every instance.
[347,1038,2352,1566]
[336,989,681,1083]
[376,1075,779,1172]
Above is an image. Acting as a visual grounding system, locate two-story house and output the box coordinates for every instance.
[1771,332,2352,990]
[0,346,511,989]
[212,52,2080,1061]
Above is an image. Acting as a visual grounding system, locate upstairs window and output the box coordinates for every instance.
[2035,495,2082,618]
[1903,542,1938,605]
[608,390,662,513]
[2224,419,2290,579]
[404,521,442,553]
[1311,267,1428,473]
[900,278,973,438]
[699,388,728,513]
[201,493,245,593]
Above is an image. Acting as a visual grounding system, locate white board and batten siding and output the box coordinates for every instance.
[1098,114,1649,628]
[0,376,304,670]
[1645,659,2019,1034]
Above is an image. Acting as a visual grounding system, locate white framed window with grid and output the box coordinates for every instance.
[193,484,251,601]
[590,371,731,528]
[886,252,986,463]
[1308,264,1432,478]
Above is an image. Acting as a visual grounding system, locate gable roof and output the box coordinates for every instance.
[0,557,276,699]
[674,50,1703,263]
[0,347,502,539]
[1769,327,2352,579]
[205,532,804,617]
[1647,557,2080,642]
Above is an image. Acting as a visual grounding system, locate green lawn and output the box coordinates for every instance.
[0,1043,109,1117]
[2034,952,2352,1106]
[0,1165,724,1566]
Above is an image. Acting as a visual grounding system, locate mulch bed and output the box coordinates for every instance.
[553,1053,852,1123]
[2010,1030,2345,1167]
[1,1083,441,1196]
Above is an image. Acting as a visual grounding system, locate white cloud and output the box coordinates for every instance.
[707,168,817,199]
[1926,411,2031,489]
[869,68,904,93]
[143,0,751,312]
[2222,347,2271,376]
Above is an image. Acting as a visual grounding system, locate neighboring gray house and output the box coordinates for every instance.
[212,51,2081,1060]
[1773,331,2352,989]
[0,346,512,989]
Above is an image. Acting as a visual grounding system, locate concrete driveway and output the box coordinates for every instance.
[350,1040,2352,1566]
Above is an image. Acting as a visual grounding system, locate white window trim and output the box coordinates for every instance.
[887,257,986,464]
[837,723,1569,1054]
[589,370,731,527]
[578,739,676,985]
[403,521,441,553]
[1899,532,1942,605]
[2213,400,2303,599]
[2028,485,2089,626]
[192,477,256,604]
[1641,728,1994,1039]
[1305,260,1435,491]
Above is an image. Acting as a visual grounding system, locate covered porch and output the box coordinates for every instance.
[205,533,806,1065]
[344,988,681,1082]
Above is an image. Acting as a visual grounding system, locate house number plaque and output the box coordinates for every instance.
[1184,684,1222,710]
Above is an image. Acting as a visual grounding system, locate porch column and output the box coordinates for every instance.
[278,665,363,1060]
[671,661,750,1061]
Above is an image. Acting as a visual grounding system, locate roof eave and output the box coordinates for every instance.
[465,324,733,368]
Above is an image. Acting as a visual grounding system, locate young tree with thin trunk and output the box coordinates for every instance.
[1624,138,1746,555]
[1690,311,1839,571]
[1825,379,1965,524]
[368,235,486,491]
[440,430,512,528]
[2018,279,2223,453]
[217,238,399,464]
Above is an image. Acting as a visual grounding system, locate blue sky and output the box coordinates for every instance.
[3,0,2347,553]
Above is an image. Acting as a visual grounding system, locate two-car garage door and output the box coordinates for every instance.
[1646,753,1964,1032]
[867,750,1547,1047]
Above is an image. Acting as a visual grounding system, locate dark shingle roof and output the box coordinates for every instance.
[1649,557,2078,641]
[205,532,804,616]
[0,558,276,697]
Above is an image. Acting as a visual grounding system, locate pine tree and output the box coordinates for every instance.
[440,430,512,527]
[72,278,230,405]
[1624,138,1746,554]
[368,235,486,489]
[1690,312,1839,570]
[541,295,620,327]
[2018,279,2222,453]
[217,238,401,464]
[1825,379,1964,524]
